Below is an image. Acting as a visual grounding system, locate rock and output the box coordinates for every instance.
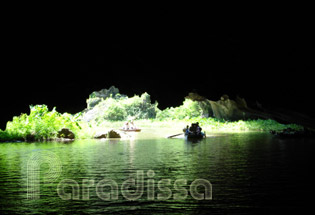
[213,95,247,121]
[185,92,206,101]
[57,128,75,139]
[82,107,101,122]
[107,130,121,138]
[198,100,213,118]
[235,95,248,109]
[94,133,107,139]
[220,94,229,101]
[87,97,102,109]
[185,93,250,121]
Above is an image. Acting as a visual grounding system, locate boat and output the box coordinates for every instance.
[185,131,206,139]
[183,122,206,140]
[120,128,141,132]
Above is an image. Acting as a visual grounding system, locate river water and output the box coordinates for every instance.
[0,129,314,214]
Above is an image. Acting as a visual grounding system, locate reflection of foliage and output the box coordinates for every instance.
[0,105,81,141]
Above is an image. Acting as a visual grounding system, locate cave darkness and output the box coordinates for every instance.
[0,10,314,130]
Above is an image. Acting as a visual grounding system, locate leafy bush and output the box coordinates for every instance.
[103,98,127,121]
[0,129,10,142]
[83,92,159,123]
[84,88,202,123]
[156,99,202,120]
[2,105,81,141]
[123,92,158,119]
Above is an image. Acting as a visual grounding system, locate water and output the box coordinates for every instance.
[0,130,314,214]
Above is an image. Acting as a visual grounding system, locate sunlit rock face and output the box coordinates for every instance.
[82,106,100,122]
[185,92,206,101]
[186,92,249,121]
[185,92,315,130]
[210,95,249,121]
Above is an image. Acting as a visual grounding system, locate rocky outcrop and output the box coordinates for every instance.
[209,95,248,121]
[186,92,315,130]
[57,128,75,139]
[94,132,107,139]
[107,130,121,138]
[185,92,207,101]
[187,93,249,121]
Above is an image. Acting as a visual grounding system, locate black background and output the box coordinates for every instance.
[1,8,314,129]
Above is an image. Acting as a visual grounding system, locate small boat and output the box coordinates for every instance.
[120,128,141,132]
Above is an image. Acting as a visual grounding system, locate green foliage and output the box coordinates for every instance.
[102,98,126,121]
[181,117,303,132]
[123,93,158,119]
[0,129,11,142]
[156,99,202,120]
[2,105,81,141]
[85,92,159,122]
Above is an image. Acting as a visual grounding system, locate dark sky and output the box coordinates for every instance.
[1,9,314,129]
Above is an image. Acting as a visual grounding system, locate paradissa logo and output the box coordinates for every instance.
[27,151,212,201]
[57,170,212,201]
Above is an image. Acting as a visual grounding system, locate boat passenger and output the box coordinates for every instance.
[196,122,202,135]
[185,125,189,135]
[130,121,136,130]
[123,122,130,130]
[189,123,197,133]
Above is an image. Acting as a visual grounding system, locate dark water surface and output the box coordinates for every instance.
[0,131,314,214]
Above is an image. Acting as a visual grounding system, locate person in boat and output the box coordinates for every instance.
[196,122,202,135]
[130,120,136,130]
[189,123,198,133]
[123,121,130,130]
[184,125,189,135]
[186,122,204,136]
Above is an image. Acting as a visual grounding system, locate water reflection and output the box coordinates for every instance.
[0,132,314,214]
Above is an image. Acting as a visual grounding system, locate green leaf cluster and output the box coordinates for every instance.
[86,92,159,122]
[1,105,81,141]
[156,99,202,120]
